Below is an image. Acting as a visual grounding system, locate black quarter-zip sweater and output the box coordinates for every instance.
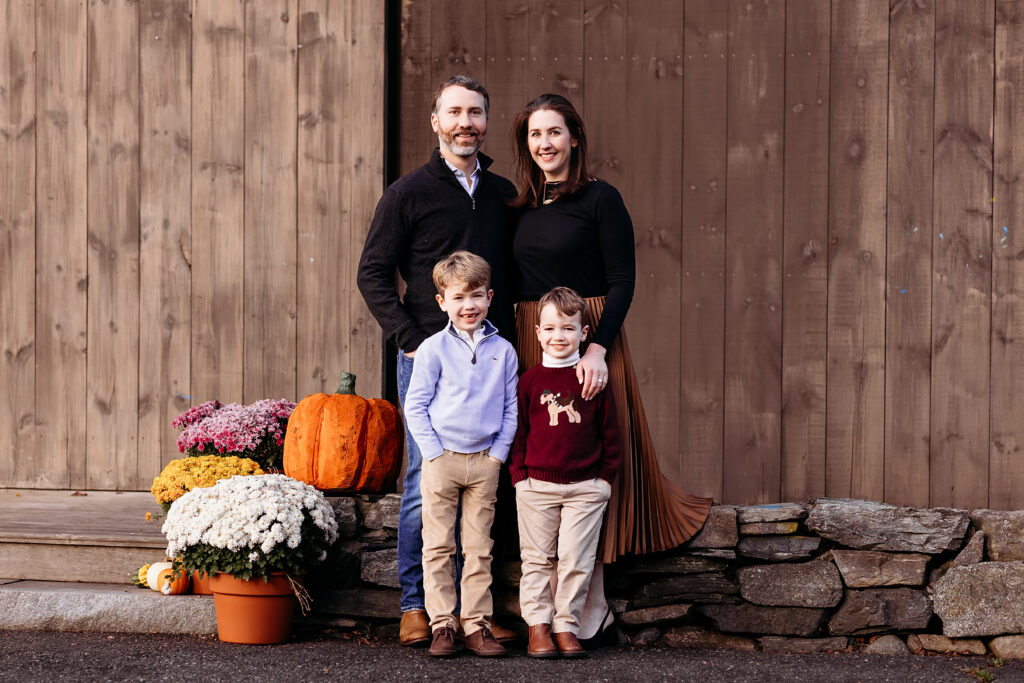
[357,149,518,352]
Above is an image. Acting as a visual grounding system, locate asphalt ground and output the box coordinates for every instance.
[3,628,1024,683]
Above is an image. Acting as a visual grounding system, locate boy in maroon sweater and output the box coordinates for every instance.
[509,287,622,658]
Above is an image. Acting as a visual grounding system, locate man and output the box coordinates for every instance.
[357,75,517,647]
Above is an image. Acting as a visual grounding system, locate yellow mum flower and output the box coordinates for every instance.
[151,455,264,511]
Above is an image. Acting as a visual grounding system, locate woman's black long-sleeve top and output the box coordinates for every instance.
[512,180,636,350]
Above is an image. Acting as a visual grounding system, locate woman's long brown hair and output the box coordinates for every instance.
[510,94,591,209]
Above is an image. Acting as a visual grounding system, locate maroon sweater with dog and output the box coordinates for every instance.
[509,364,622,486]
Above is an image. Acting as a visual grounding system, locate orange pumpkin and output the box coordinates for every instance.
[284,371,403,492]
[157,567,191,595]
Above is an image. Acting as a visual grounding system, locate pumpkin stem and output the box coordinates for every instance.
[336,371,356,395]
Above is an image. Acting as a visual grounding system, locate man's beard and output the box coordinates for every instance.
[439,126,483,157]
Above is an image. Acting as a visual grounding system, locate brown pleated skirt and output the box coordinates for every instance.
[514,297,713,563]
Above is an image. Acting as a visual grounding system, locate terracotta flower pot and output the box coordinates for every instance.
[208,573,297,644]
[190,570,213,595]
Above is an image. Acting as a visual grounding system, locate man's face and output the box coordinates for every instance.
[431,86,488,158]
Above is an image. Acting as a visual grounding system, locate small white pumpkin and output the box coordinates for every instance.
[146,561,173,591]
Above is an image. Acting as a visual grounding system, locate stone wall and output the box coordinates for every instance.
[306,495,1024,657]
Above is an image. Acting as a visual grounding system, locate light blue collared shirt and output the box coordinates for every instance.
[444,157,481,196]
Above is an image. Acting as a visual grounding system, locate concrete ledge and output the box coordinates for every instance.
[0,580,216,635]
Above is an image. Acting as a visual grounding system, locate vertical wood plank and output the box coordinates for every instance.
[722,0,784,504]
[625,0,684,488]
[297,1,349,398]
[583,1,628,190]
[87,0,140,489]
[485,1,530,179]
[781,0,830,502]
[397,0,431,176]
[139,0,192,477]
[885,0,934,507]
[992,1,1024,510]
[345,0,386,397]
[431,1,486,86]
[35,0,88,489]
[297,0,383,399]
[931,0,994,509]
[0,0,36,487]
[825,0,887,501]
[680,0,727,500]
[530,0,584,111]
[243,0,298,403]
[191,0,245,407]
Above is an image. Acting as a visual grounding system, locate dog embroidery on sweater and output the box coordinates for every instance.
[540,390,582,426]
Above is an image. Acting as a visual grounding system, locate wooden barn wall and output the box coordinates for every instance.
[0,0,383,490]
[398,0,1024,508]
[3,0,1023,508]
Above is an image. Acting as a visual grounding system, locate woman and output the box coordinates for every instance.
[509,94,713,644]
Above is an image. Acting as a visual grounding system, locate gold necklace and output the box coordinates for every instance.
[543,180,563,204]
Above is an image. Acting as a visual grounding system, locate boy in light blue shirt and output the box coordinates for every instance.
[403,250,518,658]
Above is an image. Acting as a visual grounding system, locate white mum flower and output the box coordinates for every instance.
[163,472,338,570]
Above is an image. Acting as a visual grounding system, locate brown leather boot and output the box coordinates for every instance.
[428,626,459,657]
[527,624,559,659]
[399,609,431,647]
[489,621,519,644]
[553,631,587,658]
[464,626,507,657]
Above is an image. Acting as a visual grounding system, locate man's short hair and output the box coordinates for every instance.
[430,75,490,115]
[432,250,491,295]
[538,286,587,322]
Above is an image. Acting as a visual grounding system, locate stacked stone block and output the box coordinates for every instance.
[308,495,1024,657]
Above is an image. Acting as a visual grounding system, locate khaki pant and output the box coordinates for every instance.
[516,477,611,634]
[420,448,501,635]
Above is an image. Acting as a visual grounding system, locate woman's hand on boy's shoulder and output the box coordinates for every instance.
[576,343,609,400]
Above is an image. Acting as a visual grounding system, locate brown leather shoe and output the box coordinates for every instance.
[527,624,559,659]
[428,626,459,657]
[399,609,431,647]
[489,621,518,644]
[464,627,506,657]
[553,631,587,658]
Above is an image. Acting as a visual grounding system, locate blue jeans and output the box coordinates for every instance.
[396,350,461,613]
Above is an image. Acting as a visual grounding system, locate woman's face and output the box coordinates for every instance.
[527,108,576,182]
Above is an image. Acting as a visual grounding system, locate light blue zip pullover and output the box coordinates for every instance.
[403,320,519,462]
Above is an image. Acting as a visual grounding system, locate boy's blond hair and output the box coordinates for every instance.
[538,286,587,322]
[432,250,491,295]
